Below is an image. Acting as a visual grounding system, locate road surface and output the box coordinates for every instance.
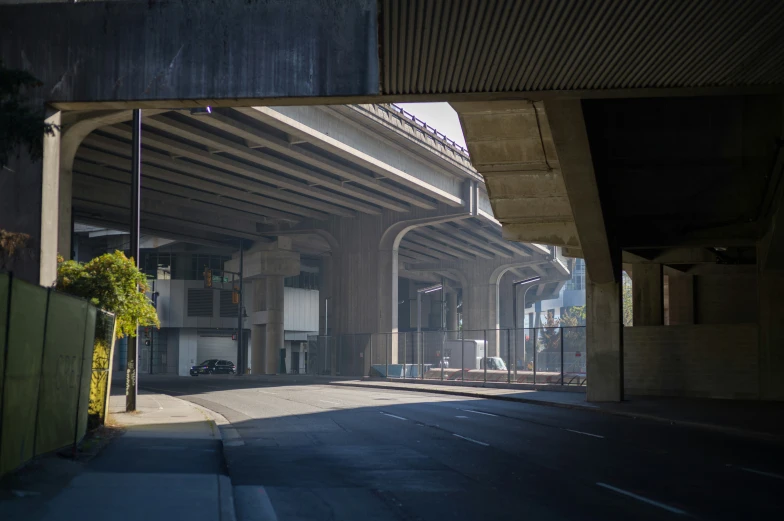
[141,375,783,521]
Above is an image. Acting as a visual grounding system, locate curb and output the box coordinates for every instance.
[183,402,239,521]
[328,381,783,444]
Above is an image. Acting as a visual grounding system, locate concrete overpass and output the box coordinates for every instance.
[62,102,570,375]
[1,0,783,401]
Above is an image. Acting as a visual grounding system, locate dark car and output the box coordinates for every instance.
[190,359,236,376]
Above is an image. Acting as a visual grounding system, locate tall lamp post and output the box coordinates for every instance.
[512,276,541,381]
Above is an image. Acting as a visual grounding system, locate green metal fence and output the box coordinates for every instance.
[0,272,104,477]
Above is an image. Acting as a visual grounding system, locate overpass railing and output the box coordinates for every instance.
[306,327,586,387]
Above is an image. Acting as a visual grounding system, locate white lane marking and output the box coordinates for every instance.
[740,467,784,480]
[380,412,407,421]
[461,409,498,417]
[455,415,469,419]
[452,433,490,447]
[565,428,604,439]
[319,400,340,405]
[257,390,277,395]
[596,483,688,516]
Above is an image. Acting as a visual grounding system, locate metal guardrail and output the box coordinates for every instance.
[306,327,587,387]
[372,103,472,157]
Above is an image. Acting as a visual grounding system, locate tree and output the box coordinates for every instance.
[56,251,160,338]
[0,61,59,169]
[0,229,30,271]
[622,271,633,326]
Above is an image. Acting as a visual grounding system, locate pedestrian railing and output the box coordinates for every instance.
[306,327,586,386]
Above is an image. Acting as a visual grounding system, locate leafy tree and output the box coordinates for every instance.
[0,61,59,169]
[622,271,633,326]
[0,229,30,271]
[56,251,159,339]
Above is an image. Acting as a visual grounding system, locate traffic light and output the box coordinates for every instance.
[204,267,212,287]
[232,286,240,304]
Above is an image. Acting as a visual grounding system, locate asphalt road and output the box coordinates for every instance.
[141,375,783,521]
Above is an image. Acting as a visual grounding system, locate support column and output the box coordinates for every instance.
[263,275,285,374]
[446,290,458,338]
[251,280,265,375]
[226,238,299,375]
[668,274,695,325]
[546,99,623,402]
[586,270,623,402]
[632,264,664,326]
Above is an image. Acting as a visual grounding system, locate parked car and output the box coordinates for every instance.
[190,359,236,376]
[479,357,507,371]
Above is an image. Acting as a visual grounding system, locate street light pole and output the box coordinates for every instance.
[513,276,541,382]
[236,240,244,375]
[126,108,141,413]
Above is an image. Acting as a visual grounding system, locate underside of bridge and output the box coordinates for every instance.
[2,0,783,401]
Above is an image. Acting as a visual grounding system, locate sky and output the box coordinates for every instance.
[395,102,468,150]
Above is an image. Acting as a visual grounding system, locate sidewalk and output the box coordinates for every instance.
[328,378,784,442]
[0,387,234,521]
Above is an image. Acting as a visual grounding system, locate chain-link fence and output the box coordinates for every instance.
[306,327,586,386]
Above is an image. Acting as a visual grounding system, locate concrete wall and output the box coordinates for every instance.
[623,325,759,399]
[695,273,757,324]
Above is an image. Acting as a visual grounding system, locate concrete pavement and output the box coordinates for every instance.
[323,378,784,442]
[142,374,784,521]
[0,388,234,521]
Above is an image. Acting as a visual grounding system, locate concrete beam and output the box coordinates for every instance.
[406,232,477,261]
[243,107,465,208]
[72,214,232,249]
[545,99,616,284]
[0,0,378,106]
[143,115,412,213]
[73,186,264,242]
[105,124,384,216]
[433,223,512,258]
[189,110,439,211]
[413,226,496,259]
[81,135,357,219]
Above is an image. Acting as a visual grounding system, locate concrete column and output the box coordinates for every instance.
[446,290,458,338]
[668,274,695,325]
[586,270,623,402]
[264,275,285,374]
[39,110,62,286]
[226,239,298,375]
[251,280,265,375]
[758,269,784,400]
[632,264,664,326]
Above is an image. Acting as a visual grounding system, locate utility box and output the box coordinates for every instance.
[443,339,485,370]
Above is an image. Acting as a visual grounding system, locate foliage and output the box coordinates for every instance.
[0,229,31,271]
[56,251,159,339]
[88,311,116,430]
[622,271,633,326]
[536,306,587,353]
[0,61,60,169]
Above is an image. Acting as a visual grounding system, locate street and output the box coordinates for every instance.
[142,375,783,521]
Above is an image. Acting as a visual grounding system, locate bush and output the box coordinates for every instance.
[56,251,159,338]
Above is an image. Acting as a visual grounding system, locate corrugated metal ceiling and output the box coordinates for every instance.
[381,0,784,94]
